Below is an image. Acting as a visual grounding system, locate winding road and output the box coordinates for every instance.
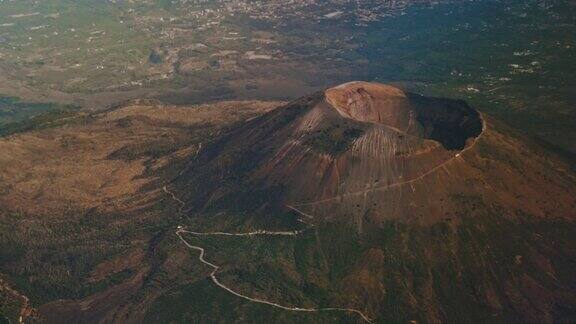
[166,186,372,323]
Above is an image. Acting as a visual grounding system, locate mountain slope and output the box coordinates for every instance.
[174,81,574,227]
[0,83,575,323]
[170,81,576,322]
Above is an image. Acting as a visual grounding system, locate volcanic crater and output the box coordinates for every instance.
[325,81,483,150]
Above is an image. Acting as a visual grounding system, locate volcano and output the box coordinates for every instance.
[170,81,576,323]
[174,81,574,228]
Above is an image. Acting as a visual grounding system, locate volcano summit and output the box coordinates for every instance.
[174,82,572,227]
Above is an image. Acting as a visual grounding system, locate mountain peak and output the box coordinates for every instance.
[325,81,409,129]
[322,81,483,151]
[327,81,406,97]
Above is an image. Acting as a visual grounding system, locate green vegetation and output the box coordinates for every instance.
[144,279,352,323]
[140,203,576,323]
[0,0,154,93]
[0,96,78,128]
[0,289,21,324]
[0,105,82,137]
[144,227,363,323]
[0,213,122,304]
